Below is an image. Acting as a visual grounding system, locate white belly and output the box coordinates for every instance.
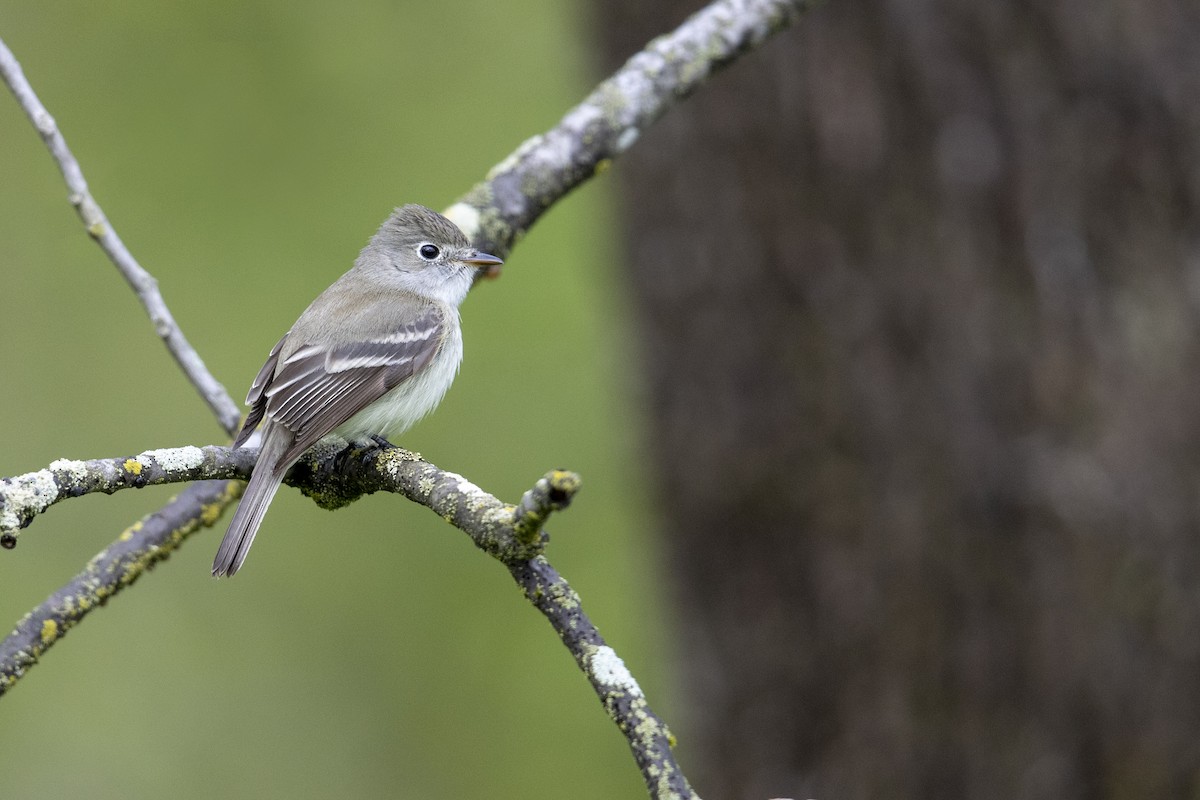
[334,321,463,441]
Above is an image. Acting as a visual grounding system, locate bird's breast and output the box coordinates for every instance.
[334,321,463,441]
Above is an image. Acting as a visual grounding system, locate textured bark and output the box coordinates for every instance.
[596,0,1200,797]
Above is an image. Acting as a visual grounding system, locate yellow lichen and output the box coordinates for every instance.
[118,518,144,541]
[123,459,143,476]
[198,482,240,526]
[40,619,58,645]
[200,501,223,526]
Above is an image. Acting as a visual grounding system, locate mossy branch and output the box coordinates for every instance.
[0,479,242,695]
[0,0,821,797]
[0,440,564,565]
[0,442,696,796]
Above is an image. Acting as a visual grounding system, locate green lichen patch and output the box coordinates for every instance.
[39,619,58,646]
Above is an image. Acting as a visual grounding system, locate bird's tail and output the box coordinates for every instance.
[212,432,289,577]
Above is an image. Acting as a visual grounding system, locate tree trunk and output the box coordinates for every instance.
[595,1,1200,797]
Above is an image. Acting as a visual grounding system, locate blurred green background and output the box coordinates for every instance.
[0,2,671,797]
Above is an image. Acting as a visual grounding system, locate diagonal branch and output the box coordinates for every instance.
[445,0,821,259]
[0,442,693,797]
[1,1,820,796]
[509,556,693,799]
[0,479,242,694]
[0,36,242,434]
[0,442,555,697]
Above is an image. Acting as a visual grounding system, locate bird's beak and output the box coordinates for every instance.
[461,250,504,268]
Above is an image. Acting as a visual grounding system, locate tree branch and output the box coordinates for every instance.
[445,0,821,258]
[0,479,241,694]
[0,443,571,694]
[0,440,551,558]
[0,442,554,690]
[0,36,242,434]
[0,440,695,795]
[509,556,693,799]
[2,0,821,796]
[0,447,255,538]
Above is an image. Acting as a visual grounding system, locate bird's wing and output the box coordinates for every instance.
[262,306,444,466]
[233,333,289,448]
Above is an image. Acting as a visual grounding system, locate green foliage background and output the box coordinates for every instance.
[0,2,670,797]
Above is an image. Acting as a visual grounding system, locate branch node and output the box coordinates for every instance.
[513,469,581,546]
[32,107,54,135]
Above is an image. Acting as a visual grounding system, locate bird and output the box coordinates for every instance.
[212,204,502,576]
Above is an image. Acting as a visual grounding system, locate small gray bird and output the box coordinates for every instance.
[212,204,502,577]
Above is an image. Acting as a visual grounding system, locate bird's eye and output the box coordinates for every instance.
[418,244,440,260]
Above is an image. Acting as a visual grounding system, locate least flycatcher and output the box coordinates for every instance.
[212,204,501,577]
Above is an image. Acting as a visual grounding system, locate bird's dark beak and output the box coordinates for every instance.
[462,250,503,268]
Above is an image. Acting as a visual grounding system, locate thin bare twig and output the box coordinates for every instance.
[0,36,242,434]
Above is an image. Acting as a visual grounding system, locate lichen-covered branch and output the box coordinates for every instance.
[0,447,256,538]
[509,556,696,799]
[0,441,696,797]
[513,470,583,545]
[0,36,242,434]
[0,479,241,695]
[0,442,569,687]
[292,447,697,798]
[0,441,557,559]
[445,0,820,262]
[1,0,820,795]
[286,439,560,563]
